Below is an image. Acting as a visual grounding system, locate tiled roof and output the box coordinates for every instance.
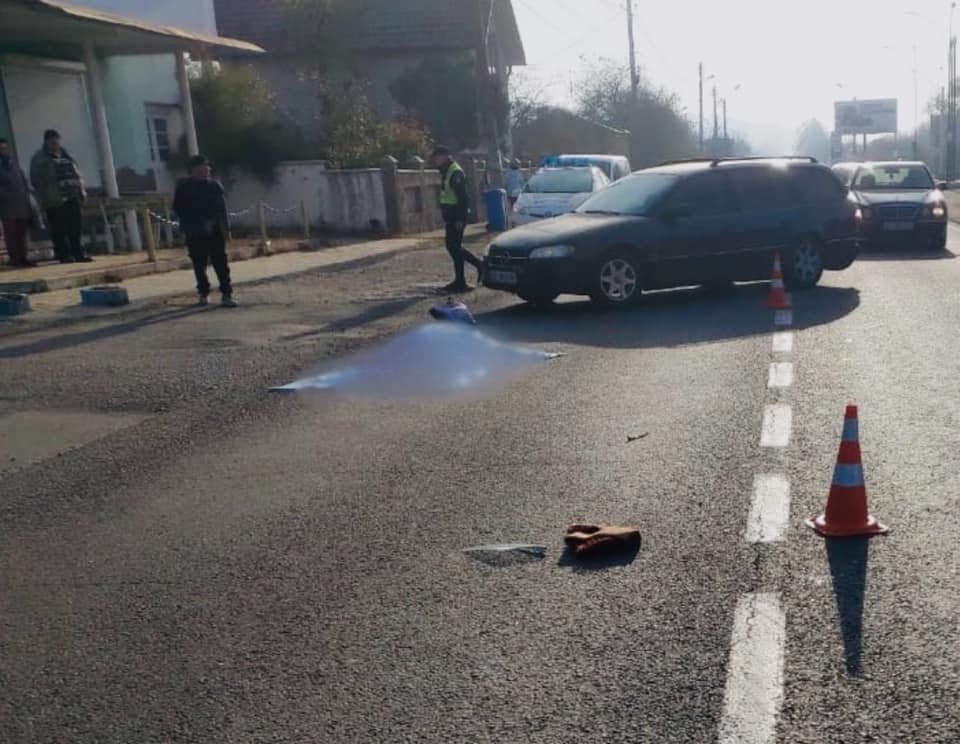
[214,0,524,64]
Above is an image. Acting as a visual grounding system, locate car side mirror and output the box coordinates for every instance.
[938,181,950,191]
[662,203,693,222]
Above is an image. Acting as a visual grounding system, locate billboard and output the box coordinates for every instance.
[834,99,898,135]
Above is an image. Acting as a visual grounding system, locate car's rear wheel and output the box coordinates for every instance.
[784,238,824,290]
[591,254,641,308]
[518,291,558,307]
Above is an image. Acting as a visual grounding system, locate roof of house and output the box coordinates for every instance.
[213,0,524,65]
[0,0,264,54]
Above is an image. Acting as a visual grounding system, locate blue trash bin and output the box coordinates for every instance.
[483,188,508,232]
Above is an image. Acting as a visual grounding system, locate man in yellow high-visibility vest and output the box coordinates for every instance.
[432,145,484,292]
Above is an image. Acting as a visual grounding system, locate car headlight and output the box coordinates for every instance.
[928,203,947,219]
[856,206,872,221]
[529,244,575,259]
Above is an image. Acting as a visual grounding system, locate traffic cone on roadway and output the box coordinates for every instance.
[805,405,889,537]
[766,252,792,310]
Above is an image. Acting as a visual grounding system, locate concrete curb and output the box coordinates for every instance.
[0,240,304,295]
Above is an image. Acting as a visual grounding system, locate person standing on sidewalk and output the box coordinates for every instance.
[0,138,36,268]
[30,129,90,264]
[432,145,483,292]
[173,155,235,307]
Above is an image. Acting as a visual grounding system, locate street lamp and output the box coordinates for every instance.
[906,6,956,175]
[721,84,742,150]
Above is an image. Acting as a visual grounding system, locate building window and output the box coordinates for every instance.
[146,115,171,162]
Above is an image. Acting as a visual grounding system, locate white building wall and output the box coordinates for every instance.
[68,1,218,192]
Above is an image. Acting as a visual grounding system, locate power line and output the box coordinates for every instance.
[520,6,629,67]
[515,0,584,41]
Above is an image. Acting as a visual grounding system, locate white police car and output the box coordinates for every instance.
[512,166,609,226]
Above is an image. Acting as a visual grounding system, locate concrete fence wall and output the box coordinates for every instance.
[226,162,389,234]
[225,157,495,237]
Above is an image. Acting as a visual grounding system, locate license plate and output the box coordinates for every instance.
[487,269,518,285]
[883,221,914,231]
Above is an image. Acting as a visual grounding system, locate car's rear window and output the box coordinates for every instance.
[792,167,846,204]
[727,167,795,210]
[525,169,595,194]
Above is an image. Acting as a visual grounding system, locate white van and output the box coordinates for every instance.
[544,154,632,181]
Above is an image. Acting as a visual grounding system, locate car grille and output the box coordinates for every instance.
[487,249,529,267]
[876,204,919,220]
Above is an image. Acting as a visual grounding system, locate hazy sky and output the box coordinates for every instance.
[513,0,955,152]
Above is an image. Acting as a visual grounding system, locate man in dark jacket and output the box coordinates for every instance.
[173,155,235,307]
[432,146,483,292]
[30,129,90,263]
[0,138,36,267]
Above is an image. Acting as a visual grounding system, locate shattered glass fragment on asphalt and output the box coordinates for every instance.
[463,543,548,557]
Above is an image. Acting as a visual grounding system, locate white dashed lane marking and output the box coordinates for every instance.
[744,474,791,543]
[718,592,787,744]
[767,362,794,388]
[772,331,793,353]
[760,404,792,448]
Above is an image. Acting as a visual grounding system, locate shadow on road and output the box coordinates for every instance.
[556,544,641,571]
[826,536,870,676]
[855,245,957,262]
[476,283,861,349]
[0,305,206,360]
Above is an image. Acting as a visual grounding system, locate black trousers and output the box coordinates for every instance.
[444,221,482,284]
[45,200,85,262]
[187,234,232,296]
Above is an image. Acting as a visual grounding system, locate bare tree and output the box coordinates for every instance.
[794,119,831,162]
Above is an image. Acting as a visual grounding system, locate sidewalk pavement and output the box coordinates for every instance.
[0,224,489,331]
[0,224,486,295]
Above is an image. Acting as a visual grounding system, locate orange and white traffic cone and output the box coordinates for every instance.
[805,405,889,537]
[766,252,792,310]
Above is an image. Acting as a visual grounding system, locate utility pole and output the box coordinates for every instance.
[913,45,919,160]
[698,62,704,154]
[950,3,958,179]
[949,35,957,180]
[626,0,639,100]
[722,98,728,141]
[713,85,719,144]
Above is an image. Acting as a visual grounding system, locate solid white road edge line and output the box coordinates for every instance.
[767,362,794,388]
[745,474,791,543]
[772,331,793,353]
[760,404,792,448]
[718,592,786,744]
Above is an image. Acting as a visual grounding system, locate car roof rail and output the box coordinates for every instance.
[653,157,718,167]
[710,155,819,167]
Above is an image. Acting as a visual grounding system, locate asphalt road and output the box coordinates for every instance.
[2,229,960,742]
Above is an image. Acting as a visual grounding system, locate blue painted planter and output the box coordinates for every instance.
[0,292,30,316]
[80,285,129,307]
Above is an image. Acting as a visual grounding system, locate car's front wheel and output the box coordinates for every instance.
[930,226,948,252]
[591,254,641,308]
[784,238,824,290]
